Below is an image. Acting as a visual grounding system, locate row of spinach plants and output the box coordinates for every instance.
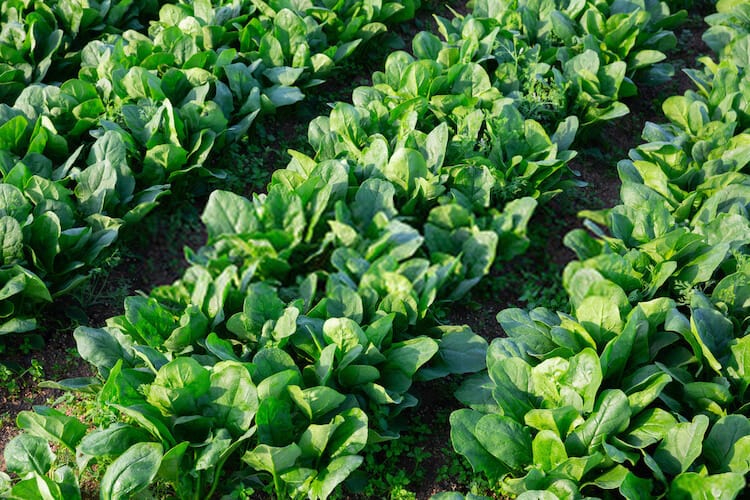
[0,0,420,340]
[0,0,165,101]
[0,0,689,498]
[448,0,750,497]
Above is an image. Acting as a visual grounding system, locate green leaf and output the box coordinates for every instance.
[352,178,397,225]
[450,409,507,480]
[4,434,54,476]
[287,385,346,422]
[146,357,210,416]
[620,408,677,449]
[524,406,582,439]
[156,442,189,485]
[626,371,672,414]
[243,443,301,477]
[326,408,368,459]
[669,472,745,499]
[561,348,602,414]
[704,415,750,474]
[265,85,305,108]
[474,413,533,472]
[201,190,258,241]
[16,407,87,453]
[0,184,32,221]
[109,404,175,447]
[565,390,631,456]
[532,429,568,471]
[256,397,296,446]
[433,326,488,375]
[488,356,537,422]
[653,415,709,476]
[206,361,258,437]
[382,147,428,195]
[77,424,151,460]
[600,308,648,383]
[9,473,64,500]
[575,295,624,345]
[100,442,163,500]
[0,216,24,264]
[323,317,368,357]
[381,337,439,393]
[309,455,363,500]
[299,419,342,461]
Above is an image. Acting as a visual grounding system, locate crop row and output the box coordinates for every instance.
[0,0,419,338]
[447,0,750,498]
[0,0,685,498]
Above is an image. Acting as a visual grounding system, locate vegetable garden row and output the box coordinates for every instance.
[448,0,750,498]
[1,0,747,498]
[0,0,419,335]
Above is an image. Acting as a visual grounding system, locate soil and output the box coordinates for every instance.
[0,3,714,498]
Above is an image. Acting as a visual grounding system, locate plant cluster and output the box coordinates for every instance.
[0,0,421,342]
[0,0,686,498]
[449,0,750,497]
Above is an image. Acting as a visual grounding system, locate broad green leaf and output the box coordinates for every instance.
[669,472,745,499]
[326,408,368,459]
[287,385,346,422]
[566,390,631,456]
[8,473,63,500]
[489,356,536,422]
[352,178,397,226]
[561,348,602,414]
[620,408,677,449]
[653,415,709,476]
[474,413,532,472]
[4,434,54,476]
[575,295,624,345]
[257,369,302,401]
[16,407,87,453]
[146,357,210,416]
[256,397,295,446]
[157,442,189,485]
[201,190,258,240]
[532,430,568,471]
[100,442,163,500]
[109,404,175,447]
[433,326,488,375]
[0,216,24,264]
[243,443,301,477]
[77,424,151,459]
[381,337,439,393]
[704,415,750,474]
[524,406,582,439]
[450,409,507,479]
[207,361,258,437]
[194,429,233,471]
[309,455,364,500]
[299,418,342,460]
[323,317,368,357]
[626,371,672,414]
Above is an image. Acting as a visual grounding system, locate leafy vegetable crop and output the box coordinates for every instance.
[0,0,163,102]
[1,0,688,497]
[0,0,423,340]
[436,0,685,129]
[449,2,750,498]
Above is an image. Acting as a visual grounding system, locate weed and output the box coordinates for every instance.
[0,364,19,396]
[0,358,44,398]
